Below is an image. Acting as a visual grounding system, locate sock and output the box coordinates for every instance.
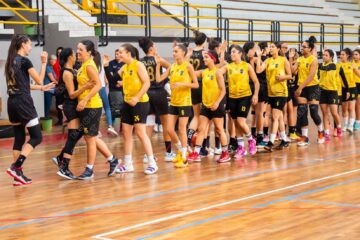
[206,136,210,148]
[280,131,287,141]
[165,141,172,153]
[349,118,355,128]
[237,137,244,147]
[222,145,228,151]
[202,139,207,149]
[147,155,156,165]
[270,134,276,144]
[264,127,269,136]
[86,164,94,170]
[124,155,132,165]
[317,124,324,132]
[107,155,114,162]
[289,126,296,134]
[176,142,182,150]
[14,154,26,168]
[215,137,220,149]
[181,147,187,159]
[194,145,201,154]
[245,132,253,140]
[302,128,308,137]
[337,125,342,129]
[187,129,196,146]
[251,127,256,136]
[325,129,330,135]
[59,149,64,160]
[343,117,349,127]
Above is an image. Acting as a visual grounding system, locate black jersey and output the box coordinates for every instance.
[60,68,78,105]
[141,56,165,89]
[7,55,33,96]
[190,49,206,72]
[108,60,124,91]
[256,55,268,85]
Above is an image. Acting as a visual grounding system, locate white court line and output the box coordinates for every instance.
[92,168,360,240]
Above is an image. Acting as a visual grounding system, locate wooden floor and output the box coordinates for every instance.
[0,123,359,240]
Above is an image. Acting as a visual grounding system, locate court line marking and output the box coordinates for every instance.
[0,151,357,231]
[295,199,360,208]
[135,177,360,240]
[92,168,360,240]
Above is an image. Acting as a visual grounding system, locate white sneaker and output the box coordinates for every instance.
[144,164,158,175]
[342,125,348,132]
[208,148,215,156]
[214,147,222,155]
[165,152,176,162]
[107,126,118,137]
[143,154,148,164]
[347,127,354,134]
[115,163,134,173]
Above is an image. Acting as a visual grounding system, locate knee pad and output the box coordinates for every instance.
[13,125,26,151]
[27,124,42,148]
[310,104,322,126]
[63,129,83,155]
[297,104,309,127]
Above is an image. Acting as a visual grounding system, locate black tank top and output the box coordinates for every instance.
[141,56,165,90]
[60,67,78,104]
[190,49,206,71]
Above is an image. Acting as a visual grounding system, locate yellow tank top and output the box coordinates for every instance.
[353,60,360,84]
[339,62,356,88]
[77,58,102,108]
[297,55,319,87]
[319,62,338,91]
[202,68,221,107]
[121,60,149,103]
[227,62,252,98]
[170,61,192,106]
[266,56,288,97]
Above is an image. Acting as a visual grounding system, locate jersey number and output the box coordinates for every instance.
[190,59,201,71]
[147,66,155,81]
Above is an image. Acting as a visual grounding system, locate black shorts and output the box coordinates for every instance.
[169,105,192,117]
[287,85,298,106]
[7,94,38,125]
[78,108,102,136]
[320,89,339,105]
[268,97,287,110]
[342,87,358,102]
[258,83,269,103]
[200,102,226,120]
[122,102,150,125]
[228,96,252,119]
[300,85,320,102]
[63,101,78,122]
[191,83,202,105]
[148,88,169,116]
[357,83,360,98]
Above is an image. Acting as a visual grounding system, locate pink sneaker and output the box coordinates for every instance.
[234,146,247,160]
[217,151,231,163]
[248,139,257,155]
[324,133,331,142]
[337,128,342,137]
[187,151,201,162]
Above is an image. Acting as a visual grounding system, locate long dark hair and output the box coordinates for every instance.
[121,43,139,60]
[324,49,335,61]
[341,48,352,61]
[230,44,245,61]
[5,35,31,91]
[305,36,317,51]
[194,30,207,46]
[138,37,154,54]
[80,39,101,71]
[59,48,74,68]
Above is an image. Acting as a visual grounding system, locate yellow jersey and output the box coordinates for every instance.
[319,62,338,91]
[169,61,192,106]
[202,68,221,107]
[297,55,319,87]
[353,60,360,84]
[121,60,149,104]
[265,56,288,97]
[338,62,356,88]
[77,58,102,108]
[227,61,252,98]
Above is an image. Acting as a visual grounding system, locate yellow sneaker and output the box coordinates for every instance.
[172,150,181,163]
[174,157,188,168]
[289,133,300,142]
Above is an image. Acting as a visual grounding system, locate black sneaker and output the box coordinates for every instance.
[77,167,94,180]
[264,142,274,152]
[52,156,62,169]
[6,164,32,185]
[108,156,120,176]
[199,147,209,157]
[276,140,290,150]
[57,159,75,180]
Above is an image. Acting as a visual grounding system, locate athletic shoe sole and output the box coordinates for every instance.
[6,169,29,185]
[57,171,75,180]
[77,174,94,180]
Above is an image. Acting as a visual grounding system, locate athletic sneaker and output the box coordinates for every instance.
[187,151,201,162]
[57,159,75,180]
[217,151,231,163]
[256,140,267,149]
[297,136,310,147]
[347,126,354,134]
[317,131,325,144]
[228,145,236,155]
[276,140,289,150]
[337,127,343,137]
[248,139,257,155]
[52,156,62,169]
[289,133,300,142]
[116,163,135,173]
[174,157,188,168]
[143,154,148,164]
[264,141,274,152]
[144,164,158,175]
[7,164,32,185]
[77,167,94,180]
[107,126,118,137]
[354,122,360,131]
[108,156,120,176]
[165,152,176,162]
[324,133,331,143]
[13,178,23,187]
[199,147,209,158]
[234,146,247,160]
[262,135,269,143]
[214,147,222,155]
[342,124,348,132]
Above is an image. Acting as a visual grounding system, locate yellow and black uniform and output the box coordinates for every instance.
[319,62,339,105]
[190,49,205,105]
[61,68,79,122]
[169,61,192,117]
[297,55,320,101]
[339,62,358,102]
[353,60,360,97]
[200,68,225,119]
[77,58,102,136]
[227,61,253,119]
[141,56,169,116]
[121,60,150,125]
[266,56,288,110]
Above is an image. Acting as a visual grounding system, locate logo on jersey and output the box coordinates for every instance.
[134,115,140,122]
[84,128,88,134]
[180,70,184,76]
[306,63,309,68]
[275,64,279,68]
[210,75,214,80]
[129,70,133,75]
[240,69,244,74]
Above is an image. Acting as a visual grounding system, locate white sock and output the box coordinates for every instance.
[176,142,182,150]
[343,117,349,126]
[337,124,342,128]
[317,124,323,132]
[270,133,276,143]
[147,155,156,165]
[194,146,201,154]
[349,118,355,128]
[124,155,132,165]
[86,164,94,170]
[245,132,253,140]
[107,155,114,161]
[181,147,187,159]
[301,128,308,137]
[325,129,330,135]
[237,137,245,147]
[222,145,228,151]
[280,131,287,141]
